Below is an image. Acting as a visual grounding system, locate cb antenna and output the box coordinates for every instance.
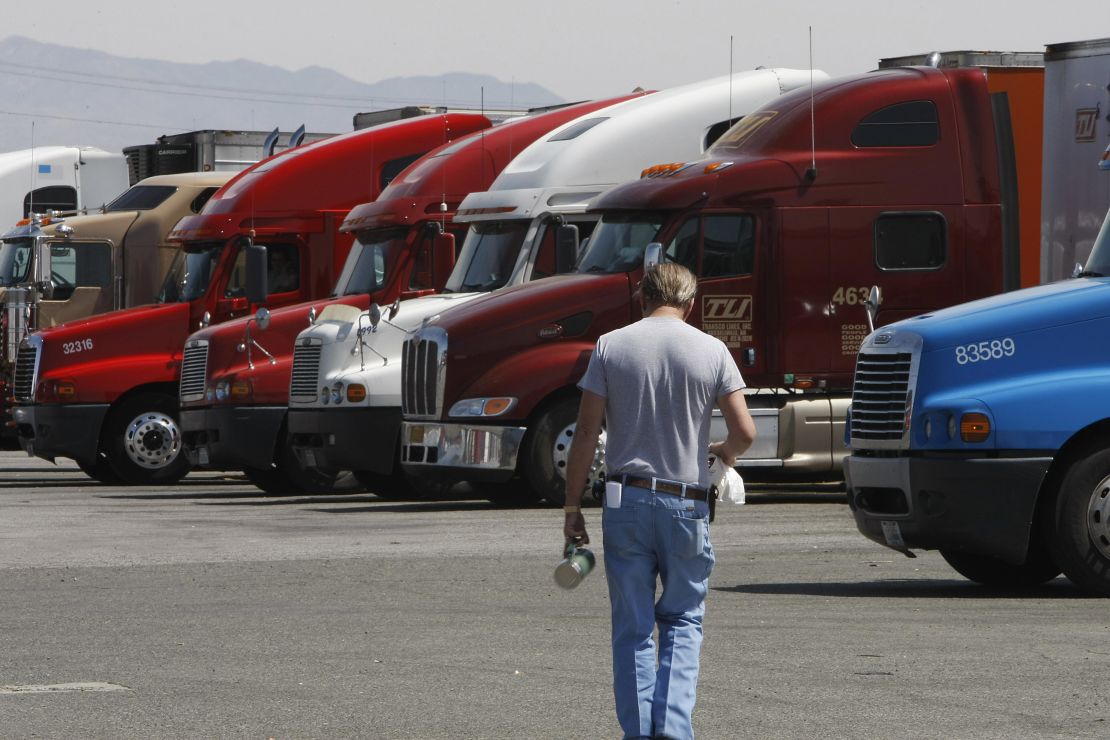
[28,122,35,218]
[729,35,734,126]
[805,26,817,181]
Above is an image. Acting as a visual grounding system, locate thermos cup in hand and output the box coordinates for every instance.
[554,538,596,589]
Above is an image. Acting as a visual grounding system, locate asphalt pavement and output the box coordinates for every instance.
[1,451,1106,739]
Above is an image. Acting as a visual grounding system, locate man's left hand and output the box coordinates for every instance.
[564,512,589,545]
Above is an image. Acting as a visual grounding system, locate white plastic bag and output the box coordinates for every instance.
[710,456,746,505]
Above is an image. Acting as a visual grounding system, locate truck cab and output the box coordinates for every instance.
[10,114,490,484]
[399,65,1034,505]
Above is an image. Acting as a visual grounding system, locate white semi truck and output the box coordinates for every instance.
[0,146,129,228]
[285,68,826,495]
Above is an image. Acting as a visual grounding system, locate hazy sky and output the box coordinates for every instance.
[6,0,1107,99]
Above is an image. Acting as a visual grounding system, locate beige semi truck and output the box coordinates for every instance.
[1,171,233,437]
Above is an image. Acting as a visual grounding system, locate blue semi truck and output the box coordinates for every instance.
[844,207,1110,594]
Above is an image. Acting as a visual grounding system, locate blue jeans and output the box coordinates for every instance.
[602,483,715,740]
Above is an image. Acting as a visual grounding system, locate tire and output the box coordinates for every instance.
[104,392,190,485]
[524,395,607,507]
[940,549,1060,589]
[77,454,123,485]
[244,437,338,495]
[1048,446,1110,596]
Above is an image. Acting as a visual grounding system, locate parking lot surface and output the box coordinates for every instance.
[1,450,1107,739]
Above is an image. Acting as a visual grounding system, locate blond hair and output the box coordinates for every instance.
[640,262,697,308]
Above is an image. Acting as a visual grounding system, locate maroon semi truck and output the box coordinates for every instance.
[11,113,490,484]
[176,96,641,494]
[398,64,1042,504]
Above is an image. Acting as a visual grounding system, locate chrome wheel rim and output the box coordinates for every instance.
[551,422,606,497]
[1086,474,1110,559]
[123,411,182,470]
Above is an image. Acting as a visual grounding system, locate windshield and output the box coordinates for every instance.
[444,221,529,293]
[0,238,33,287]
[576,213,665,274]
[1079,210,1110,278]
[157,242,224,303]
[334,227,406,297]
[105,185,177,212]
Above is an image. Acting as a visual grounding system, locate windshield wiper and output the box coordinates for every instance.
[1077,270,1105,278]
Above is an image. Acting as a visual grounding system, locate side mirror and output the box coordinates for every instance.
[308,306,318,325]
[432,232,456,289]
[255,307,271,331]
[368,302,382,329]
[245,242,268,304]
[555,224,580,274]
[34,237,53,293]
[388,298,400,320]
[864,285,882,333]
[643,242,663,270]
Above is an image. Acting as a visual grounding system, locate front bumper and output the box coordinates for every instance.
[13,403,109,465]
[287,406,400,475]
[400,421,526,483]
[844,453,1052,564]
[181,406,285,471]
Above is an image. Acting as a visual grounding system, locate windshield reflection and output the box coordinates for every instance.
[0,238,33,287]
[157,242,223,303]
[1079,211,1110,278]
[576,213,665,274]
[335,228,405,297]
[445,221,529,293]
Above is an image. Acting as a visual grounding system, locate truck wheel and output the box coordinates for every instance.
[104,392,189,485]
[524,396,607,507]
[77,455,123,485]
[939,549,1060,588]
[244,440,338,495]
[1049,448,1110,596]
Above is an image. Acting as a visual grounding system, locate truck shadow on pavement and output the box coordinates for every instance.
[715,578,1092,599]
[101,490,496,513]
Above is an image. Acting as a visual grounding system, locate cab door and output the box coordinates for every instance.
[826,206,963,375]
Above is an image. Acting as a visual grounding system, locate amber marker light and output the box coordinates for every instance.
[960,413,991,443]
[55,381,77,401]
[230,380,251,399]
[483,398,513,416]
[346,384,367,403]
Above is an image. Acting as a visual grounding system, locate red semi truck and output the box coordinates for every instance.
[10,113,491,484]
[399,63,1044,504]
[176,96,640,494]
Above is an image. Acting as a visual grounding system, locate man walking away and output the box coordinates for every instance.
[562,261,756,740]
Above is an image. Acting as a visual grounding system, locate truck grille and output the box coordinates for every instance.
[402,327,446,419]
[290,339,322,401]
[13,342,39,401]
[850,352,913,441]
[179,340,209,402]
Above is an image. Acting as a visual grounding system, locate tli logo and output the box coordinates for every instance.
[1075,108,1098,142]
[702,295,753,321]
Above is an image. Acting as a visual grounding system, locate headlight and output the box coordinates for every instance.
[215,379,230,401]
[331,381,343,405]
[320,385,330,405]
[449,397,516,417]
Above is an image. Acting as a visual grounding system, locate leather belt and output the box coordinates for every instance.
[621,475,709,501]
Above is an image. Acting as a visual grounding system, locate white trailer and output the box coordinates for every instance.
[287,68,827,492]
[0,146,128,229]
[1041,37,1110,282]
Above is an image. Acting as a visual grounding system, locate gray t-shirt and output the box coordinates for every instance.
[578,316,745,488]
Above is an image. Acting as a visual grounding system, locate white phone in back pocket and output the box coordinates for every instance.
[605,480,622,508]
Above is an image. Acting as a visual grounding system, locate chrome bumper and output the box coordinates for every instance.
[400,421,526,472]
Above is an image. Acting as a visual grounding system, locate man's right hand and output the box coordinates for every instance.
[564,512,590,545]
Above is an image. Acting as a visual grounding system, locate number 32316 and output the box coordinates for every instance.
[955,338,1015,365]
[62,338,94,354]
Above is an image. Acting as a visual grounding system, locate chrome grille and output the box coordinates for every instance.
[850,352,912,441]
[290,339,322,401]
[13,342,38,401]
[179,340,209,402]
[402,327,446,419]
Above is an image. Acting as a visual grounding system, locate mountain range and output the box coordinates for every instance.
[0,35,565,155]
